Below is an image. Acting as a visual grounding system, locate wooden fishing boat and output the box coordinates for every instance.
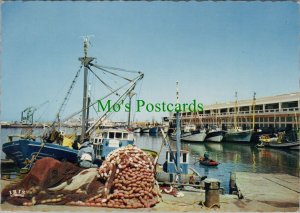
[2,38,144,169]
[199,157,219,166]
[2,137,78,168]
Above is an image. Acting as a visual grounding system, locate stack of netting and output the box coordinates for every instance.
[1,146,161,209]
[70,145,161,208]
[1,157,103,206]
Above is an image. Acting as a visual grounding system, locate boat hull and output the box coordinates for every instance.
[199,160,219,167]
[263,141,300,149]
[142,128,150,133]
[2,139,78,168]
[224,130,253,142]
[133,128,141,133]
[181,132,207,143]
[205,131,226,142]
[149,127,159,134]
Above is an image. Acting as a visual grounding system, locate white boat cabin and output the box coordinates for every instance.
[92,129,134,145]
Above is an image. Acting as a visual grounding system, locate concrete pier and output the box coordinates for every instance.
[233,172,300,209]
[1,175,300,212]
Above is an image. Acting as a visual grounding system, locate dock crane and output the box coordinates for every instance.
[21,101,49,124]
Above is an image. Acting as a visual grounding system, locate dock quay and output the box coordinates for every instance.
[230,172,299,210]
[1,172,299,212]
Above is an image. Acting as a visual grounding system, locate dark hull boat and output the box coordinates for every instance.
[224,129,253,143]
[199,157,219,166]
[262,140,300,149]
[149,127,159,134]
[205,130,226,142]
[2,139,78,168]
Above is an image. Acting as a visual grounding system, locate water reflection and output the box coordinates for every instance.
[134,134,299,192]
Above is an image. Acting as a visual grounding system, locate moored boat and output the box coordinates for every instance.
[260,140,300,149]
[181,129,207,143]
[156,150,205,184]
[133,127,142,133]
[142,128,150,133]
[2,137,78,168]
[205,129,226,142]
[91,128,135,159]
[224,129,253,142]
[149,126,159,134]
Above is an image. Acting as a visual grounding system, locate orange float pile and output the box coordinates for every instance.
[86,145,161,208]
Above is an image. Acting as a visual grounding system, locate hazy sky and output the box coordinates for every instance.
[1,1,299,122]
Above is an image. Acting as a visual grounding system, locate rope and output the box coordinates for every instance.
[198,200,221,209]
[52,64,83,127]
[90,63,132,82]
[88,67,116,94]
[96,64,141,73]
[24,142,46,169]
[154,130,166,165]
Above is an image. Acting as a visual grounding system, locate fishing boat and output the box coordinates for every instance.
[133,127,142,133]
[149,126,159,134]
[224,92,255,143]
[258,132,300,149]
[224,128,253,143]
[156,150,204,184]
[91,128,134,159]
[157,82,206,186]
[181,129,207,142]
[2,38,144,169]
[170,129,206,143]
[142,128,150,133]
[2,137,78,169]
[260,140,300,149]
[205,129,226,142]
[199,157,219,167]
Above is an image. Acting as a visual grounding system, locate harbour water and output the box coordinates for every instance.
[1,128,299,193]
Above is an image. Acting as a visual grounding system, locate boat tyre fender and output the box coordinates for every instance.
[163,186,173,194]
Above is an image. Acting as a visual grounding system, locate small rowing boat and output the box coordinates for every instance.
[199,157,219,166]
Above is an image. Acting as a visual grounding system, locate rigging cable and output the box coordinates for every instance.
[90,63,132,82]
[52,64,83,125]
[97,64,141,74]
[132,77,144,123]
[86,73,144,134]
[62,74,143,123]
[87,67,118,95]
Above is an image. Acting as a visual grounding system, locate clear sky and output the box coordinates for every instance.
[1,1,299,123]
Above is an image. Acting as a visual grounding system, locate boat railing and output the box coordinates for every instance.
[7,135,38,142]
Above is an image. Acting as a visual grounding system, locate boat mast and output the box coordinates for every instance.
[79,37,95,143]
[252,92,256,130]
[234,91,238,130]
[127,91,135,128]
[175,81,181,183]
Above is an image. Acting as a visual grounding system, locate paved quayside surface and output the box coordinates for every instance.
[1,176,300,212]
[234,172,300,209]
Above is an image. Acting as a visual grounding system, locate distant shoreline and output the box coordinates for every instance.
[0,124,81,129]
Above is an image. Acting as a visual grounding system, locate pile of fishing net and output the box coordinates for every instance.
[1,157,103,206]
[1,145,161,209]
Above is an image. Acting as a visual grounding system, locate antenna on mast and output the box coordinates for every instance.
[176,81,179,104]
[80,35,94,57]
